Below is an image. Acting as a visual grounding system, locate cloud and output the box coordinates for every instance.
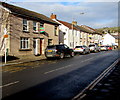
[9,2,118,28]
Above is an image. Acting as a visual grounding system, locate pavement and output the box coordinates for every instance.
[0,54,46,67]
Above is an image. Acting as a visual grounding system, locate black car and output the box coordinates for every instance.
[45,44,74,59]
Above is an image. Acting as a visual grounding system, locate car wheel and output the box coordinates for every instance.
[70,52,74,57]
[59,53,64,59]
[88,50,90,54]
[83,51,86,55]
[94,49,97,53]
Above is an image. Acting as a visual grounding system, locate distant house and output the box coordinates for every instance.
[80,25,103,46]
[0,2,59,57]
[102,33,116,46]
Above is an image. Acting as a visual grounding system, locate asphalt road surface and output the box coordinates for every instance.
[2,50,119,100]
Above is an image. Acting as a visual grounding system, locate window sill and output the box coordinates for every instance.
[23,30,30,33]
[19,49,32,51]
[33,31,39,34]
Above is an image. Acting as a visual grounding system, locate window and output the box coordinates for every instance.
[20,37,29,49]
[48,39,53,45]
[40,23,44,28]
[23,19,28,31]
[33,21,37,31]
[54,26,58,36]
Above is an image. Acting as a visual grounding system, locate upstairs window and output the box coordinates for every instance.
[23,19,28,31]
[33,21,37,32]
[40,23,44,28]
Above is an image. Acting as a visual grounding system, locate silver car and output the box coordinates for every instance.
[74,45,90,54]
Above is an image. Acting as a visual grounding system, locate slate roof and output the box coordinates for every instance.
[1,2,59,25]
[58,20,78,30]
[57,20,99,34]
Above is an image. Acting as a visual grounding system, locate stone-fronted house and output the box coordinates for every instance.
[0,2,59,57]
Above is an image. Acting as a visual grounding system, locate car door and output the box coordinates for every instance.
[64,44,70,55]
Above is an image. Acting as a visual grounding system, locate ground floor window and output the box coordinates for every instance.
[20,37,29,49]
[48,39,53,45]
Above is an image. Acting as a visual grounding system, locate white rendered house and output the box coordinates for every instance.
[102,33,115,46]
[50,14,81,48]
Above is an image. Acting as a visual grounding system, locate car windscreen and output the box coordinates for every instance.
[75,46,83,48]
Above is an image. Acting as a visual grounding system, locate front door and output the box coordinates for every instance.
[33,38,38,55]
[40,39,42,54]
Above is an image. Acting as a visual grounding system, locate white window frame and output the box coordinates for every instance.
[33,21,38,32]
[23,19,29,31]
[20,37,29,49]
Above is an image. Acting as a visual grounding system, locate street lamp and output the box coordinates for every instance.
[72,12,85,48]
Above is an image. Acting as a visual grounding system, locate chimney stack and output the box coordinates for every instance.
[72,21,77,26]
[50,13,57,19]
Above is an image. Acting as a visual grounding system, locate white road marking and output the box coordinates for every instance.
[44,64,73,74]
[81,57,94,63]
[0,81,20,88]
[44,56,102,75]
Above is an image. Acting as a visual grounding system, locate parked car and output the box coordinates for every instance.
[74,45,90,54]
[45,44,74,59]
[89,44,101,52]
[106,46,112,50]
[100,45,108,51]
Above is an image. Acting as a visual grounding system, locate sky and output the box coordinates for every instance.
[2,0,119,29]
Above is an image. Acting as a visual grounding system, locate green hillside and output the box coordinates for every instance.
[96,27,119,34]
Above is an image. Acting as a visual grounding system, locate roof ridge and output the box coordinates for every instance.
[1,2,59,25]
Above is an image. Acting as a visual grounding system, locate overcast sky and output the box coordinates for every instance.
[4,0,119,29]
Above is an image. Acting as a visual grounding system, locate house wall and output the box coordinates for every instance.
[44,23,59,45]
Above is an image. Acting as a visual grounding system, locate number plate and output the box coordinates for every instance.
[47,50,53,52]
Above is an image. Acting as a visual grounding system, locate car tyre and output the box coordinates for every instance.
[83,51,86,55]
[59,53,64,59]
[70,52,74,57]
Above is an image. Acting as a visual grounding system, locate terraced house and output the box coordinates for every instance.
[0,2,59,58]
[50,14,102,48]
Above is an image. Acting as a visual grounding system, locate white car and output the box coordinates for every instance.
[100,46,108,51]
[89,44,101,52]
[74,45,90,54]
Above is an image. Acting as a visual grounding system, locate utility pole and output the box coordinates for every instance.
[72,23,74,48]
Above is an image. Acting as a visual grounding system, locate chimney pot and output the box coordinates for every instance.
[50,13,57,19]
[72,21,77,25]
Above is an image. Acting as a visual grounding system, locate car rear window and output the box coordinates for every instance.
[47,46,56,49]
[75,46,83,48]
[89,45,95,47]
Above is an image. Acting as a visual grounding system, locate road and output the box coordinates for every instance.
[2,50,119,100]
